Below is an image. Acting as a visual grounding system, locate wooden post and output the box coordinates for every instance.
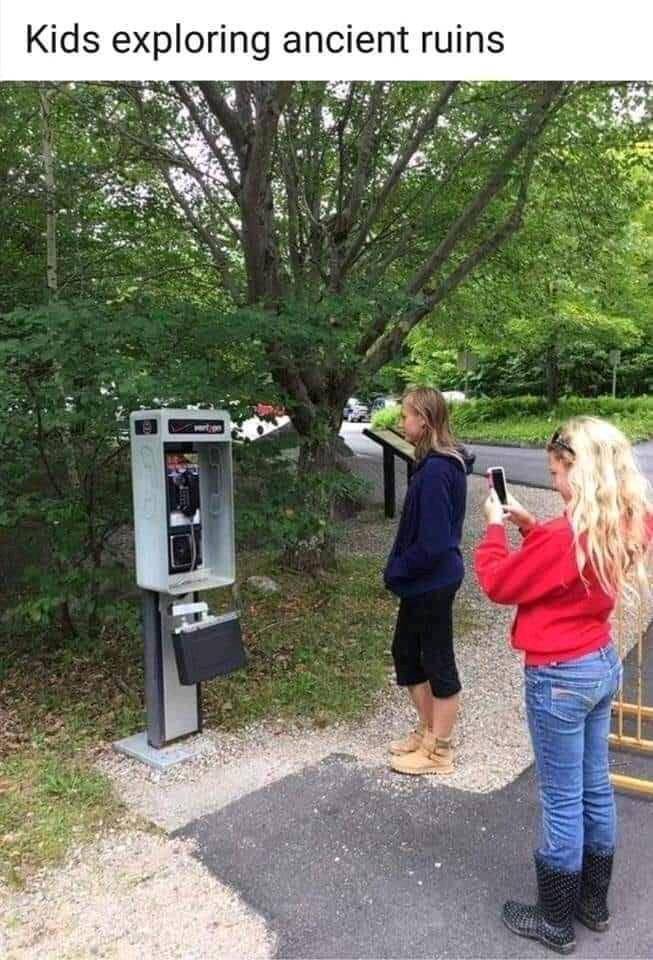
[383,446,396,519]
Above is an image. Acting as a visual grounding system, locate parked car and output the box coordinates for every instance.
[343,397,370,422]
[370,395,399,415]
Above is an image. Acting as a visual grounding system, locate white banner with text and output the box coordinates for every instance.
[0,0,650,81]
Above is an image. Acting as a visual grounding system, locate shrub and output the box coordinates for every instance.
[234,432,369,564]
[371,405,401,430]
[0,299,254,642]
[372,395,653,444]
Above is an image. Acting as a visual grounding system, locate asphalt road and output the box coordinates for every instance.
[177,629,653,960]
[172,425,653,959]
[178,758,652,959]
[340,424,653,493]
[178,630,653,960]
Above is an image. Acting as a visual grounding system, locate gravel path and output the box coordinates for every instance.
[3,474,647,959]
[1,831,274,960]
[96,476,563,833]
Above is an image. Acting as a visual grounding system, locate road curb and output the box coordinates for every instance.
[462,438,540,449]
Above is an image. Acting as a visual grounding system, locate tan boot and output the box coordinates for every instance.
[388,721,427,755]
[389,732,454,775]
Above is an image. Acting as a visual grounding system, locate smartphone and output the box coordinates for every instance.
[487,466,508,505]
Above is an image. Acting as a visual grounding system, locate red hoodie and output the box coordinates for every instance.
[475,516,617,665]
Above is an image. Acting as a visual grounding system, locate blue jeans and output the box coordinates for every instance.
[525,644,623,873]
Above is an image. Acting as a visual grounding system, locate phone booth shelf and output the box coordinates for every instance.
[113,409,246,771]
[152,573,234,596]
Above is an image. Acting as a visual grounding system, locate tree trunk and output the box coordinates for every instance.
[545,342,561,407]
[283,401,359,573]
[297,430,340,475]
[39,88,59,295]
[40,86,87,636]
[59,599,78,641]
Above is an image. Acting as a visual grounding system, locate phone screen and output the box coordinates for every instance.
[489,467,508,505]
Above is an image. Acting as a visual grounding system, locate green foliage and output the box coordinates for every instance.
[454,395,653,444]
[0,751,121,885]
[372,395,653,444]
[371,405,402,430]
[0,83,223,313]
[0,299,259,640]
[464,343,653,399]
[400,346,461,392]
[234,435,369,555]
[398,143,653,404]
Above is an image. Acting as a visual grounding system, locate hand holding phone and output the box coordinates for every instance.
[487,466,508,505]
[503,493,537,534]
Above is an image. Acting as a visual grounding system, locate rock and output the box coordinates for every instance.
[246,576,281,595]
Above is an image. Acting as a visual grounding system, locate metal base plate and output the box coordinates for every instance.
[112,731,199,771]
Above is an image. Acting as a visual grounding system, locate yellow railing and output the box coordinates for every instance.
[610,601,653,797]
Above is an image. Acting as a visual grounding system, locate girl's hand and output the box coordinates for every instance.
[484,490,505,526]
[502,494,537,533]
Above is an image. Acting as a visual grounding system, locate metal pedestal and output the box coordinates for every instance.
[113,589,202,769]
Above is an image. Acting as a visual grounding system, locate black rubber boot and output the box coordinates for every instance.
[576,849,613,932]
[502,856,581,955]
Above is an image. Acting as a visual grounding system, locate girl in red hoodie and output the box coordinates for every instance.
[475,416,652,955]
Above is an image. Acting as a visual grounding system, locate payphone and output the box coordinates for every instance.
[115,409,245,768]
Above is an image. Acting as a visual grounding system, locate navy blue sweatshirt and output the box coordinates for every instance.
[384,448,474,598]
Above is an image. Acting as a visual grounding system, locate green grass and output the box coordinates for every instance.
[454,412,653,445]
[457,415,653,445]
[372,395,653,445]
[201,550,478,730]
[0,536,477,884]
[0,549,388,882]
[0,752,122,887]
[202,554,397,729]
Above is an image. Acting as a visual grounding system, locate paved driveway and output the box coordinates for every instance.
[340,424,653,503]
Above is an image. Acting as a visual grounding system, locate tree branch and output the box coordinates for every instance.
[159,165,241,302]
[240,83,294,302]
[170,81,242,198]
[405,85,565,298]
[346,82,385,224]
[197,82,249,161]
[340,81,461,275]
[360,146,538,374]
[279,132,304,286]
[244,83,294,206]
[350,121,495,277]
[334,82,358,218]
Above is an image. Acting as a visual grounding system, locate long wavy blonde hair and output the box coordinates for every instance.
[403,387,465,467]
[547,416,652,600]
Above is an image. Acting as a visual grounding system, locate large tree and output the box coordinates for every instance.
[47,80,649,561]
[402,141,653,403]
[0,83,226,312]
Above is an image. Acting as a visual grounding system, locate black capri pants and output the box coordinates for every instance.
[391,582,462,699]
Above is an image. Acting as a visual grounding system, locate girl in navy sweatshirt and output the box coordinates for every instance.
[384,387,474,775]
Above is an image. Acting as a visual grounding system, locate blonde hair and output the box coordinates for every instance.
[547,416,652,601]
[403,387,465,467]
